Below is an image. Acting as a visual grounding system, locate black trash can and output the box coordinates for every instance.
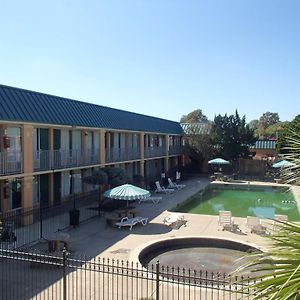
[69,209,80,226]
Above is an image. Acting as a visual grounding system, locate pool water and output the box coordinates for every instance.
[173,184,300,221]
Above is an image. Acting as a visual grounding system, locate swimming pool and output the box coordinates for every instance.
[173,183,300,221]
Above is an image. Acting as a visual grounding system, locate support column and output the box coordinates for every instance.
[100,129,106,165]
[49,128,54,205]
[81,129,87,165]
[0,180,8,212]
[164,134,169,173]
[81,169,88,194]
[182,154,186,167]
[22,125,33,225]
[139,132,145,177]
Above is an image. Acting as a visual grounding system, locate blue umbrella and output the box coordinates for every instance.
[104,184,150,206]
[272,160,295,168]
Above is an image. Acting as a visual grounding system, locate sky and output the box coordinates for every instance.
[0,0,299,123]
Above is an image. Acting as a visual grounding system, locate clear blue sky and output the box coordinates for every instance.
[1,0,299,123]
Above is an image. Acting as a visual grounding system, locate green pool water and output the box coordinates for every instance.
[173,184,300,221]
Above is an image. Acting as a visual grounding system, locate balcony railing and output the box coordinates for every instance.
[105,147,140,163]
[33,149,100,171]
[0,151,23,175]
[1,145,183,176]
[168,145,184,155]
[144,146,165,158]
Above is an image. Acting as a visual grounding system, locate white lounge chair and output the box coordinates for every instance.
[218,210,241,233]
[272,214,288,231]
[175,171,181,182]
[163,213,186,228]
[167,178,186,189]
[139,196,162,204]
[115,216,148,230]
[246,216,268,235]
[155,181,174,194]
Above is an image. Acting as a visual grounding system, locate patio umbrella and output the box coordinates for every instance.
[104,184,150,207]
[272,160,295,168]
[208,158,230,173]
[208,158,230,165]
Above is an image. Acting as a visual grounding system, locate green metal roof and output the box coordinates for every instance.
[0,84,183,135]
[250,140,276,150]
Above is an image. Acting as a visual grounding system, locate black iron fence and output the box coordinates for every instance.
[0,191,100,249]
[0,248,254,300]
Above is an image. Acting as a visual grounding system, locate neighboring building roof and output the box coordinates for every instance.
[250,140,277,150]
[0,84,183,135]
[181,122,212,135]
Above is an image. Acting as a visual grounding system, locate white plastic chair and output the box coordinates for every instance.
[155,181,174,194]
[272,214,288,231]
[163,213,186,228]
[246,216,268,235]
[167,178,186,189]
[218,210,241,233]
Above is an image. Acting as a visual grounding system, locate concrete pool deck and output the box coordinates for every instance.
[47,176,300,264]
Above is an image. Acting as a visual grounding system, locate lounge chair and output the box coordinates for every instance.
[175,171,181,182]
[155,181,174,194]
[139,196,162,204]
[167,178,186,189]
[272,214,288,231]
[246,216,268,235]
[163,213,187,228]
[115,216,148,230]
[218,210,241,233]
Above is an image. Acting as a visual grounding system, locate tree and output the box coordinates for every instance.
[239,222,300,299]
[185,131,215,164]
[264,121,288,140]
[210,110,256,161]
[102,167,127,188]
[180,109,208,123]
[84,169,108,207]
[238,122,300,299]
[277,115,300,155]
[248,119,259,131]
[258,112,280,138]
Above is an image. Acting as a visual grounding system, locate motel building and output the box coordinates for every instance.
[0,84,184,224]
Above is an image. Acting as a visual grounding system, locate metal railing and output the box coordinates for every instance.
[169,145,184,156]
[32,149,101,171]
[0,248,254,300]
[0,191,100,249]
[0,151,23,175]
[105,147,140,163]
[145,146,165,158]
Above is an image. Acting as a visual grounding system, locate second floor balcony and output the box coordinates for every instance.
[0,151,23,175]
[105,147,140,163]
[168,145,184,156]
[33,149,100,171]
[144,146,165,158]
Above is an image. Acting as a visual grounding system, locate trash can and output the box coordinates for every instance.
[69,209,80,226]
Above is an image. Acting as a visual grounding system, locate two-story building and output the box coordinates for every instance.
[0,84,184,215]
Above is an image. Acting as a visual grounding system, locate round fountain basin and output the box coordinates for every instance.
[139,238,257,274]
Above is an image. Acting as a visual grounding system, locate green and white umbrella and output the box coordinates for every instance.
[104,184,150,206]
[272,160,295,168]
[208,158,230,165]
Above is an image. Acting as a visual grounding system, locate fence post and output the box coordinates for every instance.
[62,247,68,300]
[156,261,160,300]
[39,203,43,239]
